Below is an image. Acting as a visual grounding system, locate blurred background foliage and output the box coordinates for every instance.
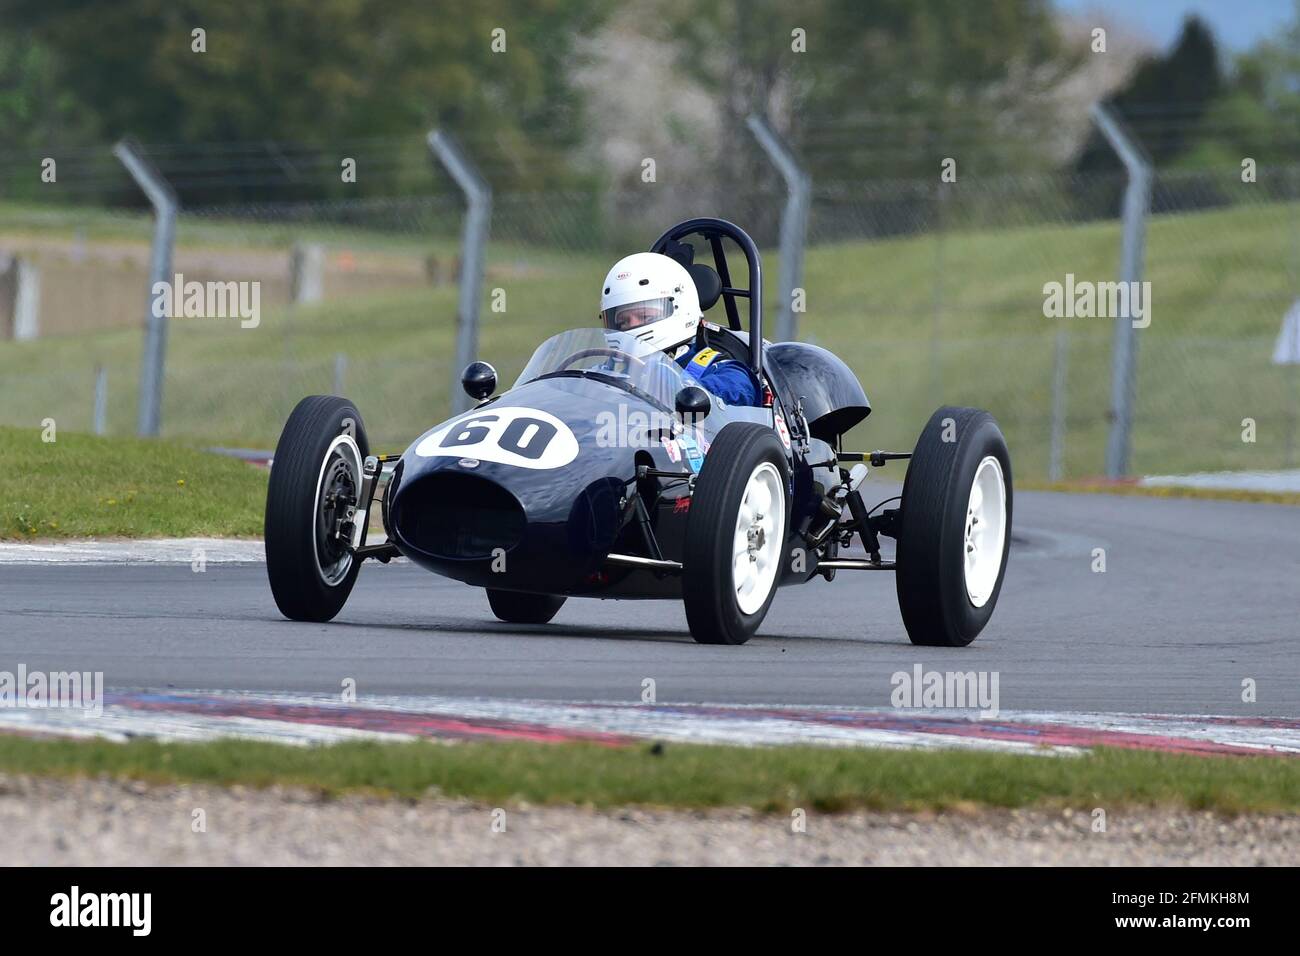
[1,0,1296,207]
[1,1,1298,478]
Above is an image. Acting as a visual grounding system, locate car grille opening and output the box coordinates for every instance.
[393,472,525,559]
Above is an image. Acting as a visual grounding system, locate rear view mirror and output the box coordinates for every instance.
[461,361,497,400]
[675,385,711,422]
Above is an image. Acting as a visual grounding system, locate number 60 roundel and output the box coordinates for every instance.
[414,406,580,469]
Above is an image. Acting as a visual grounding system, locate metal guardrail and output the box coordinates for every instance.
[747,114,810,343]
[427,129,492,415]
[1091,103,1153,479]
[113,138,178,438]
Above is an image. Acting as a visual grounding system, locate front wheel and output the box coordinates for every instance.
[682,423,790,645]
[895,406,1012,647]
[486,589,567,624]
[265,396,370,622]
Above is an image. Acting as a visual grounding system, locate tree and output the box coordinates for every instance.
[655,0,1063,180]
[1,0,608,200]
[1183,1,1300,172]
[1074,15,1224,175]
[649,0,1064,237]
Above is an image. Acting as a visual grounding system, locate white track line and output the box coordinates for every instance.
[0,538,265,565]
[1141,469,1300,493]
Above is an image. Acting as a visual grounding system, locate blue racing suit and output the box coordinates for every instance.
[677,345,761,407]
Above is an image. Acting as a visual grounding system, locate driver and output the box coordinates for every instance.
[598,252,760,407]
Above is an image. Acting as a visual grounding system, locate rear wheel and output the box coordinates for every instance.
[682,423,790,645]
[895,406,1012,646]
[265,396,370,622]
[487,589,567,624]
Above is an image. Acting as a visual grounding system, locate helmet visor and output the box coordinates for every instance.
[601,297,674,332]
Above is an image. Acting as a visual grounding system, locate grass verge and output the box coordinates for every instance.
[0,735,1296,814]
[0,426,267,539]
[5,422,1289,541]
[5,198,1300,478]
[1020,479,1300,506]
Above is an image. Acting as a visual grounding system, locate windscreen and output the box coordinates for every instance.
[514,328,689,410]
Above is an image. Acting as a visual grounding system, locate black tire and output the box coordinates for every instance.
[265,395,370,622]
[895,406,1012,647]
[486,589,567,624]
[682,423,790,645]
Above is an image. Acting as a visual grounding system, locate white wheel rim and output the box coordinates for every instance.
[963,455,1007,608]
[313,433,363,587]
[732,461,785,616]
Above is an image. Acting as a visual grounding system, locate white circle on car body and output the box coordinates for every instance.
[774,412,791,450]
[414,406,580,470]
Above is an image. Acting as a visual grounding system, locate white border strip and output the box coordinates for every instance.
[0,538,265,565]
[3,691,1297,754]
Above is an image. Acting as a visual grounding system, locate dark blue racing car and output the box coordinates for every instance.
[265,218,1012,646]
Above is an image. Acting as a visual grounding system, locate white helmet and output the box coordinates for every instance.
[599,252,701,357]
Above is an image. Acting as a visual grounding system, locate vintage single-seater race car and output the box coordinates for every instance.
[265,218,1012,646]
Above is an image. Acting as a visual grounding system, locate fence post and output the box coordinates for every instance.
[0,255,40,341]
[12,259,39,340]
[291,242,325,304]
[333,352,347,396]
[930,185,948,409]
[427,129,492,414]
[113,138,178,437]
[1090,104,1152,478]
[1292,166,1300,467]
[1049,326,1069,481]
[93,365,108,436]
[746,114,811,342]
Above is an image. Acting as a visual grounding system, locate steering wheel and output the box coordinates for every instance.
[558,347,649,372]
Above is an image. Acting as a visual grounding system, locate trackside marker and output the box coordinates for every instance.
[0,691,1296,757]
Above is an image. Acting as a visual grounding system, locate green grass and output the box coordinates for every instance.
[1021,478,1300,506]
[3,195,1299,476]
[0,734,1296,814]
[0,199,449,255]
[0,198,577,262]
[0,426,267,539]
[6,426,1287,543]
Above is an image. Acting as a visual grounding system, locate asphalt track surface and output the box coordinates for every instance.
[2,486,1297,716]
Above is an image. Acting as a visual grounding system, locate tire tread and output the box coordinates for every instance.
[265,396,369,622]
[895,405,1011,647]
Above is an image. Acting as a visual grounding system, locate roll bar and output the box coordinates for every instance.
[650,218,763,377]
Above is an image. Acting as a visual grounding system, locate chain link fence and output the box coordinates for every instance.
[2,163,1297,477]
